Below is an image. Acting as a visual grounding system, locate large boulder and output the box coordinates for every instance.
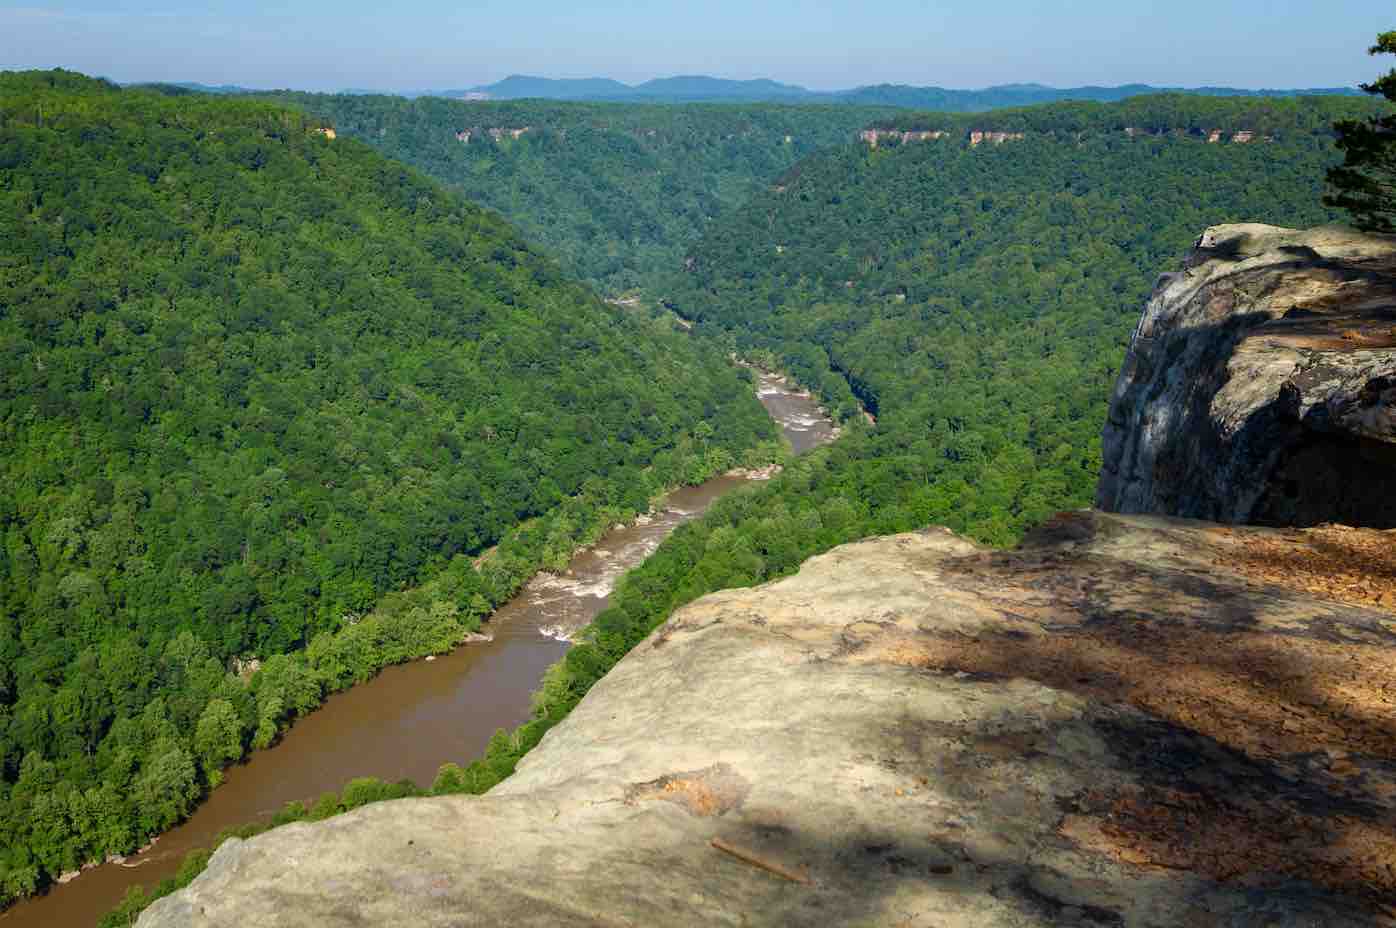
[1096,223,1396,526]
[141,512,1396,927]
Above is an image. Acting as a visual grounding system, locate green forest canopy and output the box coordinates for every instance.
[0,69,775,901]
[90,89,1392,925]
[204,90,1388,888]
[662,95,1381,547]
[252,92,898,295]
[433,90,1385,811]
[868,91,1381,136]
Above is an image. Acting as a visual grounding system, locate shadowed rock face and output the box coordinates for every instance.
[1096,223,1396,527]
[140,512,1396,927]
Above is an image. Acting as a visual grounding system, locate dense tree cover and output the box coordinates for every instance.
[663,96,1367,545]
[94,91,1377,926]
[1327,31,1396,232]
[251,93,897,294]
[417,94,1377,810]
[870,91,1383,137]
[0,70,778,902]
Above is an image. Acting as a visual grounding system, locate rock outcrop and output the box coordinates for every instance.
[1097,223,1396,527]
[141,511,1396,927]
[859,128,948,147]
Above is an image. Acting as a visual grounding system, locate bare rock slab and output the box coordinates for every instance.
[141,512,1396,927]
[1097,223,1396,526]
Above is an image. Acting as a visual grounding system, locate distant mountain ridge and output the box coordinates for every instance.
[442,74,1362,108]
[127,75,1363,108]
[126,80,262,95]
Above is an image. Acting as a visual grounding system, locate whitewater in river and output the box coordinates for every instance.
[5,372,835,928]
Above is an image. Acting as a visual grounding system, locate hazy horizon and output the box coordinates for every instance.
[0,1,1391,94]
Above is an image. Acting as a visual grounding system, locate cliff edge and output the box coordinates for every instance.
[1096,223,1396,525]
[140,228,1396,926]
[142,511,1396,926]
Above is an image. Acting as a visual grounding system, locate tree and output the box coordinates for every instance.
[193,699,243,782]
[1327,31,1396,231]
[133,742,198,833]
[0,68,779,905]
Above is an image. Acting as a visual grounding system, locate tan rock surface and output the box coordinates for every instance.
[141,512,1396,927]
[1097,223,1396,527]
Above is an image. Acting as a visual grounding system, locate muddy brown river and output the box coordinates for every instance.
[4,372,836,927]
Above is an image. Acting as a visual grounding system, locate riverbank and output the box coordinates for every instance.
[140,511,1396,928]
[7,375,836,928]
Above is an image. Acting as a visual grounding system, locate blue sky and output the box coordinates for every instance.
[0,1,1391,92]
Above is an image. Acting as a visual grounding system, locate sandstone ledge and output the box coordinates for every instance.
[1097,223,1396,527]
[141,512,1396,927]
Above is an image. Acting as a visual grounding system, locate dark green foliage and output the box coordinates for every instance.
[428,96,1372,810]
[94,91,1377,928]
[256,93,898,294]
[1326,31,1396,232]
[0,70,775,902]
[664,96,1362,546]
[870,91,1381,137]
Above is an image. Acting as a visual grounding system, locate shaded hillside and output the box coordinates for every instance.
[256,93,897,294]
[0,69,774,902]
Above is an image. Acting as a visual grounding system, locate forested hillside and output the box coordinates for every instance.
[0,70,776,901]
[391,93,1392,815]
[79,90,1394,926]
[405,91,1378,801]
[867,90,1380,135]
[253,93,896,294]
[661,95,1379,544]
